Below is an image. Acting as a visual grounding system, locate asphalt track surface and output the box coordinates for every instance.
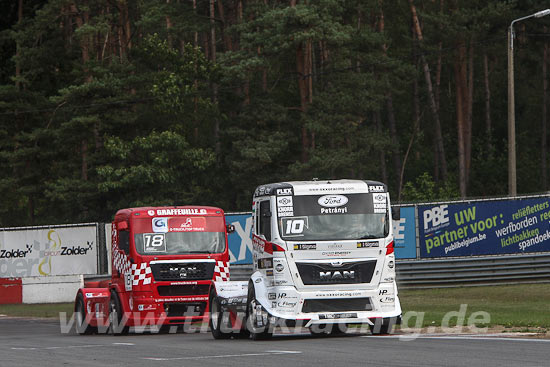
[0,317,549,367]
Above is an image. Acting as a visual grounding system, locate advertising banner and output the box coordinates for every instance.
[226,214,253,265]
[392,207,417,259]
[419,197,550,258]
[0,225,98,277]
[227,210,417,264]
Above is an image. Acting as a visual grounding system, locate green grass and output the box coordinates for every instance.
[1,284,549,331]
[399,284,550,330]
[0,303,74,319]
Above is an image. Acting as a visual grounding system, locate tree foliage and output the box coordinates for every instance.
[1,0,550,226]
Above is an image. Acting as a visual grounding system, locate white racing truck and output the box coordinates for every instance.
[209,179,401,340]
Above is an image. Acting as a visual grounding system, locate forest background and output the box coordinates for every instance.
[2,0,550,226]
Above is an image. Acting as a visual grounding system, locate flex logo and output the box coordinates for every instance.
[423,205,449,230]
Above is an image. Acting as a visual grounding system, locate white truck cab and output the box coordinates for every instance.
[209,179,402,340]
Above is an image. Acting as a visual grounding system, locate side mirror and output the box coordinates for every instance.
[391,207,401,221]
[226,224,235,234]
[117,221,128,231]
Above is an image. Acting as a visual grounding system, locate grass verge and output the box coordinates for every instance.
[0,303,74,319]
[399,283,550,331]
[0,284,548,332]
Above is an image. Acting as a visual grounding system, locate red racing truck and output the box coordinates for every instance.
[74,206,232,335]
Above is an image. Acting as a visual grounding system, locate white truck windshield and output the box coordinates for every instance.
[276,193,388,241]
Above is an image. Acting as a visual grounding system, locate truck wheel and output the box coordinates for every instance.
[245,284,273,340]
[109,293,129,336]
[75,294,96,335]
[209,289,231,339]
[369,317,396,335]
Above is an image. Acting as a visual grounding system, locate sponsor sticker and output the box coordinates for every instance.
[294,243,317,250]
[168,217,206,232]
[368,185,385,192]
[152,217,168,233]
[373,193,387,203]
[278,206,294,217]
[277,188,293,196]
[317,195,349,207]
[319,313,358,319]
[277,196,293,207]
[357,241,379,248]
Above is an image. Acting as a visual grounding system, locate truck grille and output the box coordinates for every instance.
[157,284,210,297]
[302,298,373,313]
[151,262,215,281]
[296,260,377,285]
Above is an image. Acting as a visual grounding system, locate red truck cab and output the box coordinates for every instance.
[75,206,231,335]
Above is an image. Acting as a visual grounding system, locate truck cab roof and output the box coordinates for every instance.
[113,206,225,222]
[253,179,387,198]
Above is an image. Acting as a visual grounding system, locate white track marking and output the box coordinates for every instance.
[11,344,102,350]
[10,342,136,350]
[362,335,550,342]
[143,350,303,361]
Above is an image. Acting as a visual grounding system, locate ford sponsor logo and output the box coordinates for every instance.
[318,195,348,207]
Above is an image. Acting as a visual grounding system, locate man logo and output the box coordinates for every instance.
[319,270,355,281]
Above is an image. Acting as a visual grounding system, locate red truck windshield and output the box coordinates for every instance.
[132,216,226,255]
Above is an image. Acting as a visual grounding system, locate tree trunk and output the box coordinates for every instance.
[465,41,474,190]
[166,0,173,48]
[217,0,233,52]
[379,5,402,195]
[455,39,468,198]
[375,110,388,185]
[209,0,220,156]
[409,0,447,181]
[543,37,548,189]
[15,0,23,90]
[483,51,492,156]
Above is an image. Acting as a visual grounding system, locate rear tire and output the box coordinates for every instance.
[246,284,273,340]
[209,289,231,340]
[75,294,96,335]
[109,292,129,336]
[369,317,396,335]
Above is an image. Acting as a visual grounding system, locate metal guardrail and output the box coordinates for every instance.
[229,253,550,288]
[396,253,550,288]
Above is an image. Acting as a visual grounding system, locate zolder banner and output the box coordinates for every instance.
[0,225,98,278]
[419,197,550,258]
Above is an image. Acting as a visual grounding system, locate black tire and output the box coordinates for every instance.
[109,292,129,336]
[369,317,396,335]
[246,284,273,340]
[209,289,231,339]
[75,294,96,335]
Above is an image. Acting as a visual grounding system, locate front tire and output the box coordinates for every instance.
[109,292,129,336]
[369,317,397,335]
[75,294,96,335]
[246,284,273,340]
[209,289,231,339]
